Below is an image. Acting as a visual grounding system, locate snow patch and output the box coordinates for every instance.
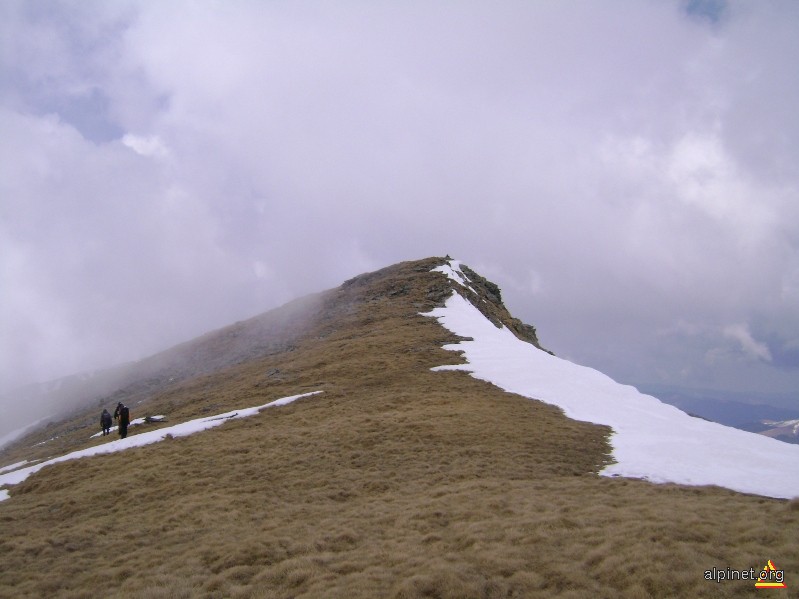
[0,391,322,500]
[433,260,479,296]
[89,415,166,438]
[424,291,799,499]
[0,460,30,474]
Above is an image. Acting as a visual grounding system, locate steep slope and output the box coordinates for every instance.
[0,290,328,452]
[0,257,551,467]
[0,257,797,599]
[426,264,799,499]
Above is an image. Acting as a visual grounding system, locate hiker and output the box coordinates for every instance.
[114,402,131,439]
[100,409,113,436]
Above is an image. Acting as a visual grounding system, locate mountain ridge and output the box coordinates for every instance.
[1,256,797,598]
[1,257,550,463]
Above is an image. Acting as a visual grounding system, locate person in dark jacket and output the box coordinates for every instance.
[101,409,113,436]
[114,402,131,439]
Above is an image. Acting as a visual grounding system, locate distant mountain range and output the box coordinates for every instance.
[637,384,799,444]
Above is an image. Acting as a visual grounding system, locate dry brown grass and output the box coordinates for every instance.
[1,257,796,598]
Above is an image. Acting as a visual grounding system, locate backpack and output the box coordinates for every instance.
[121,405,130,425]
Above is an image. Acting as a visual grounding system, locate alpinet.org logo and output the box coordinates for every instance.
[704,560,786,589]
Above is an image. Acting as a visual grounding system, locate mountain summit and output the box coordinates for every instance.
[1,257,796,598]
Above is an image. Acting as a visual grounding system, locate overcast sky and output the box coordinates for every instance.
[2,1,798,412]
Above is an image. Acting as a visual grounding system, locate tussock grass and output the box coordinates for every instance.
[1,258,796,598]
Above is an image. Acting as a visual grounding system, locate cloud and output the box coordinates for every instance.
[722,324,772,362]
[0,0,798,430]
[121,133,169,158]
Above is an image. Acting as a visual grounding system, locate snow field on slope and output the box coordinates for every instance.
[90,415,165,438]
[426,263,799,499]
[0,391,322,501]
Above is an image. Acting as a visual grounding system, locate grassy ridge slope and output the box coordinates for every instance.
[0,257,796,598]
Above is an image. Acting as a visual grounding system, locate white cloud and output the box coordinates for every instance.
[0,0,798,424]
[723,323,772,362]
[252,261,271,280]
[666,132,777,243]
[121,133,169,158]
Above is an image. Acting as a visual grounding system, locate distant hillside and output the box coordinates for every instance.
[0,291,328,445]
[741,419,799,445]
[637,384,799,444]
[1,257,796,599]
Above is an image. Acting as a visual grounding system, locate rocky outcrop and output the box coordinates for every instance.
[456,263,553,354]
